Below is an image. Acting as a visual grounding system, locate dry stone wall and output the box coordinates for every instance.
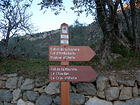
[0,72,140,105]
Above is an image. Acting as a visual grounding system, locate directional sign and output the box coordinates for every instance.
[49,46,96,61]
[49,66,97,82]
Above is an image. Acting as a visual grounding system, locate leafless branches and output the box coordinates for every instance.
[0,0,33,56]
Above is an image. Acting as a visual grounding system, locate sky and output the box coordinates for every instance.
[30,0,94,33]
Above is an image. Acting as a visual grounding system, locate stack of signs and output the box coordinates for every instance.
[49,23,97,82]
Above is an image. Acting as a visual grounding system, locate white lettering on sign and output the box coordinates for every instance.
[56,76,64,80]
[61,40,69,44]
[56,72,69,76]
[49,47,81,61]
[50,67,78,71]
[63,56,75,60]
[50,56,76,60]
[50,47,80,52]
[61,35,69,39]
[50,52,76,56]
[49,66,79,81]
[51,76,78,81]
[55,52,76,55]
[64,76,77,80]
[51,77,55,80]
[50,56,62,60]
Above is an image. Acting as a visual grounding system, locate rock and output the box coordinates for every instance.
[119,87,132,100]
[23,92,28,101]
[3,102,13,105]
[35,78,47,88]
[70,93,85,105]
[97,91,105,99]
[21,79,34,90]
[125,80,135,87]
[26,101,34,105]
[17,99,26,105]
[44,82,60,95]
[109,76,118,86]
[53,96,60,105]
[17,99,34,105]
[85,97,112,105]
[0,80,5,88]
[0,102,3,105]
[17,76,23,88]
[105,87,120,101]
[138,88,140,96]
[12,89,21,103]
[114,101,125,105]
[35,94,52,105]
[71,86,77,93]
[125,97,140,105]
[25,91,39,101]
[34,86,45,93]
[96,76,109,91]
[6,77,18,89]
[120,85,124,90]
[5,73,17,77]
[117,80,135,87]
[0,76,7,81]
[76,83,96,96]
[136,74,140,86]
[133,86,138,97]
[0,89,12,102]
[111,53,122,59]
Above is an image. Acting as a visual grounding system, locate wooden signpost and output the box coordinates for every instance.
[49,23,97,105]
[60,23,70,105]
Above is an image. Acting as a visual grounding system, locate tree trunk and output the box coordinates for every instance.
[115,16,131,49]
[100,32,113,65]
[130,0,140,50]
[5,29,10,57]
[120,0,131,35]
[95,0,113,65]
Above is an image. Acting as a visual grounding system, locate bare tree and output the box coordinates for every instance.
[130,0,139,50]
[0,0,33,57]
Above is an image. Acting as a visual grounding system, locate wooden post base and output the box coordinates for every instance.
[61,82,70,105]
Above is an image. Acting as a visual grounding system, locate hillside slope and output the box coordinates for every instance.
[4,23,101,59]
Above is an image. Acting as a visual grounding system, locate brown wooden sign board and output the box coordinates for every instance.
[49,66,97,82]
[49,45,96,61]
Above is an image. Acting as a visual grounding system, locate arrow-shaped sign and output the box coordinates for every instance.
[49,46,96,61]
[49,66,97,82]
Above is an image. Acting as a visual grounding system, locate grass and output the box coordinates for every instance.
[0,58,60,78]
[108,57,140,70]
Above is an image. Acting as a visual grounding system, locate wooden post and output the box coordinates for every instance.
[61,62,69,105]
[60,23,70,105]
